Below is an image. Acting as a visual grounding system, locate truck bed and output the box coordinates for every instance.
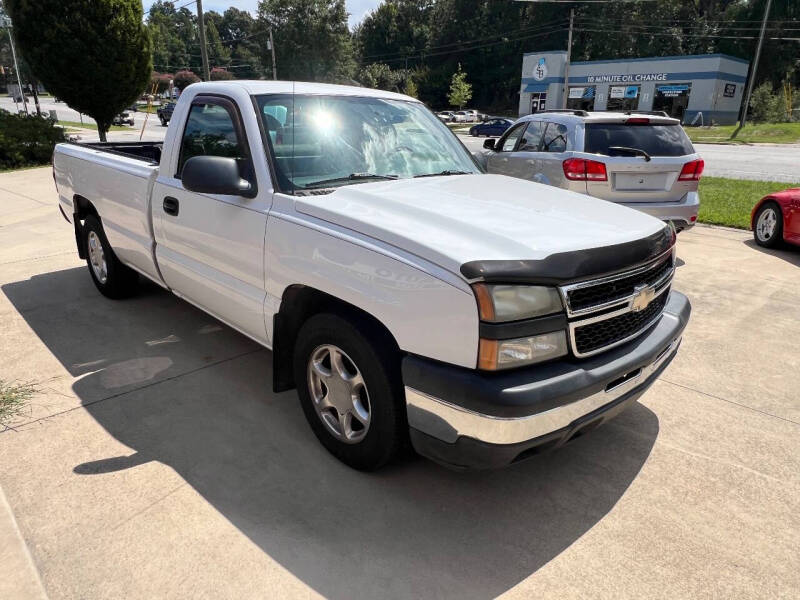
[76,141,163,164]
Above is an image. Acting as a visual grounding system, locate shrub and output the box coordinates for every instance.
[749,83,784,123]
[0,110,68,170]
[210,67,235,81]
[174,70,201,91]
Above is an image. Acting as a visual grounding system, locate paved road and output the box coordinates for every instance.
[458,133,800,183]
[1,167,799,599]
[0,97,168,142]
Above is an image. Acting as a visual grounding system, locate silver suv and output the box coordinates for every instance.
[482,110,703,231]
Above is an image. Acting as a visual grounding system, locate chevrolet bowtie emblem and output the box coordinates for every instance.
[631,283,656,312]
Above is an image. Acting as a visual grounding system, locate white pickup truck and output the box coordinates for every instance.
[53,81,690,471]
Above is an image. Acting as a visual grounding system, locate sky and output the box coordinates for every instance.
[141,0,381,28]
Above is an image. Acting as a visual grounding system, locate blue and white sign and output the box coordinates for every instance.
[657,84,690,97]
[533,57,548,81]
[588,73,667,83]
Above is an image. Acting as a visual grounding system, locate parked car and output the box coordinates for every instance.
[436,111,455,123]
[127,104,138,112]
[112,112,134,126]
[157,102,176,126]
[482,110,702,232]
[469,118,513,137]
[452,110,477,123]
[53,81,690,471]
[751,187,800,248]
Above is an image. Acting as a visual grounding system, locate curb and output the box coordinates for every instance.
[0,485,48,599]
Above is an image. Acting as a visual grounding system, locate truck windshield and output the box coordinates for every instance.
[584,123,695,157]
[255,94,479,193]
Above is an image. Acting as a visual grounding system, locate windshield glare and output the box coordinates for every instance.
[255,94,479,192]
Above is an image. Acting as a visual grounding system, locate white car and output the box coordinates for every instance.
[53,81,690,471]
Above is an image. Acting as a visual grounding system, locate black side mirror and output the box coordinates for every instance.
[483,138,496,150]
[182,156,254,197]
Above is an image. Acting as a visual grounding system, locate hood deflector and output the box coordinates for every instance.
[461,226,674,284]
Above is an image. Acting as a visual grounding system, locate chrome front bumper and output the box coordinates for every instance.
[407,335,680,446]
[403,291,690,469]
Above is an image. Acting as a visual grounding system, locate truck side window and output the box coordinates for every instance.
[518,121,544,152]
[541,122,568,153]
[177,102,245,178]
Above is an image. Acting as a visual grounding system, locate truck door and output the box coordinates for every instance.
[151,95,270,344]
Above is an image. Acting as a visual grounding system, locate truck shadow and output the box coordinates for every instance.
[3,267,660,600]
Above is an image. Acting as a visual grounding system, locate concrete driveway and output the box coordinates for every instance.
[1,167,798,599]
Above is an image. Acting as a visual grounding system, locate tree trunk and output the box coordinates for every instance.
[98,125,108,143]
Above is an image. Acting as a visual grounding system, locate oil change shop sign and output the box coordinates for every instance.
[587,73,668,83]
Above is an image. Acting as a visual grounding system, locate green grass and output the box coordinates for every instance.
[56,121,131,132]
[686,122,800,145]
[0,380,35,426]
[698,177,800,229]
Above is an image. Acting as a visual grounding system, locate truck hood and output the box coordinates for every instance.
[294,174,670,281]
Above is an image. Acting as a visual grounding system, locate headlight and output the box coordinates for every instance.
[472,284,568,370]
[478,331,568,370]
[473,284,563,322]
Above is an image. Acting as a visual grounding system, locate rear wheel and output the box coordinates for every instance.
[83,215,139,299]
[293,313,404,471]
[754,202,783,248]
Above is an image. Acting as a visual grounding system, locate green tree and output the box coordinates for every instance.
[448,64,472,109]
[5,0,150,141]
[403,77,418,98]
[257,0,355,82]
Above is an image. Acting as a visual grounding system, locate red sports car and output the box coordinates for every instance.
[751,187,800,248]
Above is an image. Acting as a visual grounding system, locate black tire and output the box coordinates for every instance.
[753,201,783,248]
[82,215,139,299]
[160,116,167,127]
[293,312,405,471]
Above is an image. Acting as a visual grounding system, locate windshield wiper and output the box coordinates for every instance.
[414,170,472,178]
[607,146,652,162]
[304,173,398,189]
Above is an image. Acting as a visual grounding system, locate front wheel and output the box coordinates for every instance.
[293,313,405,471]
[82,215,139,298]
[754,202,783,248]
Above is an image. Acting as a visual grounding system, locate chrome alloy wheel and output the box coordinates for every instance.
[307,344,371,444]
[87,230,108,284]
[756,207,778,242]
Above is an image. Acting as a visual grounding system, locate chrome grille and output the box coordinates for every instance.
[560,248,675,357]
[574,288,669,355]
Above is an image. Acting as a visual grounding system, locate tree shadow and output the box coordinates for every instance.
[743,238,800,268]
[3,267,660,599]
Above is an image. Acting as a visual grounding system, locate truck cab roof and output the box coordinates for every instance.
[182,80,420,103]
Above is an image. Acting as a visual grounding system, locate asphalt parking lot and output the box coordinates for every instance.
[1,167,799,599]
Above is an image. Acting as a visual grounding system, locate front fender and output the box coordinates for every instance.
[264,215,480,369]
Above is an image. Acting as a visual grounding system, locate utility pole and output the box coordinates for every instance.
[2,15,28,114]
[739,0,772,130]
[268,28,277,80]
[196,0,211,81]
[562,7,574,109]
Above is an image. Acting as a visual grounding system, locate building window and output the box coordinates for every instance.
[567,86,595,111]
[530,92,547,113]
[653,83,692,121]
[607,85,640,112]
